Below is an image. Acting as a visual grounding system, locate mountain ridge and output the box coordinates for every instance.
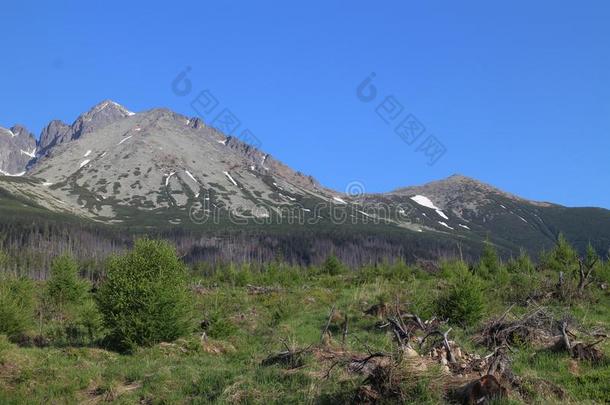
[0,100,582,206]
[1,100,609,260]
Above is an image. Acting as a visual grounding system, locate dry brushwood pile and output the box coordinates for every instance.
[258,297,608,405]
[260,303,508,404]
[478,304,607,364]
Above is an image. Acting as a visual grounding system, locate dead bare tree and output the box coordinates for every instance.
[341,314,349,347]
[554,320,606,363]
[559,321,572,353]
[577,256,598,292]
[320,304,336,343]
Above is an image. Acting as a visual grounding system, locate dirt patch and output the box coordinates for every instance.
[82,381,142,404]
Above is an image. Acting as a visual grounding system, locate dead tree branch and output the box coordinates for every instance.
[320,304,336,343]
[420,328,457,364]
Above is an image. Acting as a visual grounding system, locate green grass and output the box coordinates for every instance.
[1,259,609,404]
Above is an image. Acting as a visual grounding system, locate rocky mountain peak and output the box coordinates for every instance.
[0,124,36,175]
[84,99,134,117]
[7,124,34,139]
[38,100,137,158]
[71,100,135,138]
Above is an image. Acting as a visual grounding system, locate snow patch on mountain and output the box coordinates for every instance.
[117,136,132,145]
[20,148,36,158]
[165,172,175,187]
[185,170,198,184]
[224,171,238,186]
[262,155,269,170]
[410,195,449,220]
[438,221,454,230]
[0,169,25,176]
[1,128,17,138]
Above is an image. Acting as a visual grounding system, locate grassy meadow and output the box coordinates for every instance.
[0,239,609,404]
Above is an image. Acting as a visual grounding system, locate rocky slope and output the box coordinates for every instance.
[1,100,609,256]
[0,125,36,176]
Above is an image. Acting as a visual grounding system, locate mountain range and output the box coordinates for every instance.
[1,100,609,263]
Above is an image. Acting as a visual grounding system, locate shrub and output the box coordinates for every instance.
[436,267,485,327]
[474,241,503,279]
[213,263,253,287]
[96,239,193,352]
[506,249,535,274]
[544,233,578,273]
[0,277,35,338]
[46,255,87,311]
[46,299,104,347]
[322,254,344,275]
[599,260,610,285]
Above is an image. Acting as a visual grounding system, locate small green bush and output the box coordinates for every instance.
[506,250,535,274]
[322,254,344,275]
[543,233,578,273]
[477,241,501,277]
[47,255,87,310]
[54,299,104,346]
[0,277,35,338]
[436,267,485,327]
[599,260,610,285]
[97,239,193,352]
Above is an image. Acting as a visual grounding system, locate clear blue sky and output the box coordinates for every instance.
[2,1,609,208]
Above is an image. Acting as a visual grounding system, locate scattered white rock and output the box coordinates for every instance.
[84,150,92,157]
[80,159,91,168]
